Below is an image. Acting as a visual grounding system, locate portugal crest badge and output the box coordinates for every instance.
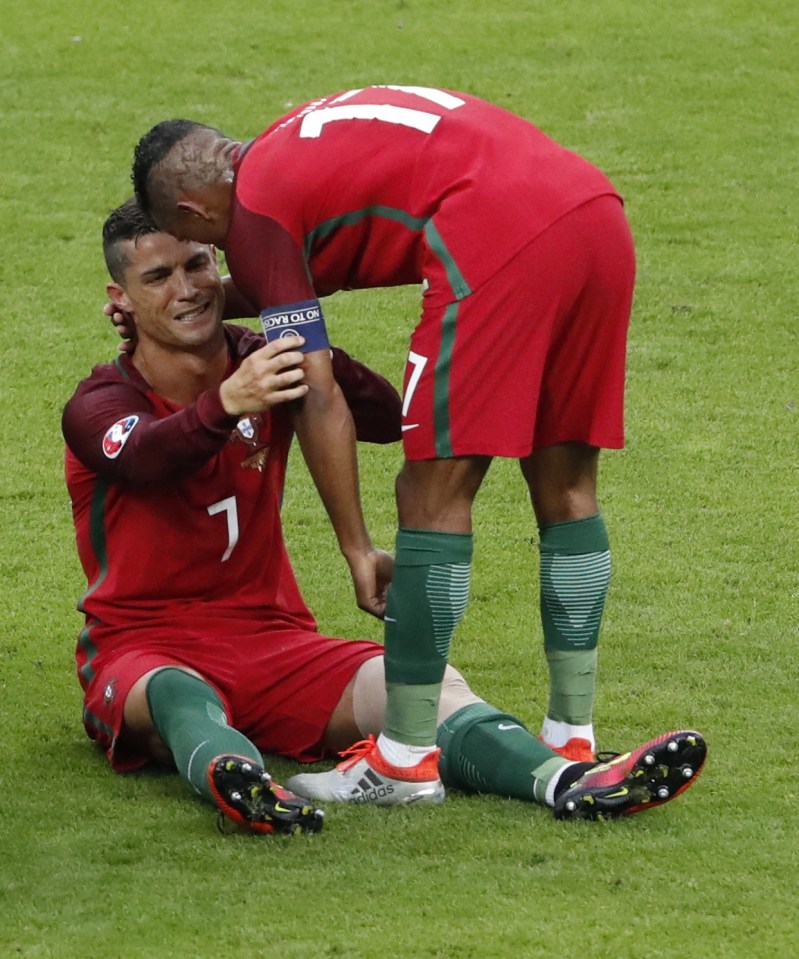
[231,414,271,471]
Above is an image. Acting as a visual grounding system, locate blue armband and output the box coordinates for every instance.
[260,299,330,353]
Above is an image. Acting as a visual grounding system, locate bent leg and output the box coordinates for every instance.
[521,443,611,753]
[322,656,587,807]
[125,666,262,803]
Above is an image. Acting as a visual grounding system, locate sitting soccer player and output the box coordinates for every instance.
[61,198,707,835]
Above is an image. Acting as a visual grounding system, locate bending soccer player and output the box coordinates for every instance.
[130,85,640,798]
[63,199,706,834]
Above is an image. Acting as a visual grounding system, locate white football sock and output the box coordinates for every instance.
[376,733,437,768]
[541,717,595,749]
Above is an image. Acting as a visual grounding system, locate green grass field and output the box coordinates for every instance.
[1,1,797,956]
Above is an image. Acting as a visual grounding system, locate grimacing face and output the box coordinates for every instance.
[110,233,226,351]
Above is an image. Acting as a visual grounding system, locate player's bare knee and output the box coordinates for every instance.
[438,664,484,723]
[396,457,489,530]
[521,444,599,524]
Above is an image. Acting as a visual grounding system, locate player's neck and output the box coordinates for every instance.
[132,335,230,407]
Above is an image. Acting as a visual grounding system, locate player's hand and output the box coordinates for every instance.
[104,302,137,353]
[220,336,309,415]
[346,546,394,619]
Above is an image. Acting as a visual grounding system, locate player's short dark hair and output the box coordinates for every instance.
[131,118,220,212]
[102,197,160,284]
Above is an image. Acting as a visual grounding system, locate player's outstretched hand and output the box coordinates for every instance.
[220,336,309,415]
[103,302,137,353]
[347,546,394,619]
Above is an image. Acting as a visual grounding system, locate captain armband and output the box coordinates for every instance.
[260,299,330,353]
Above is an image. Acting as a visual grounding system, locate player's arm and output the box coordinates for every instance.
[290,349,392,618]
[62,377,239,484]
[62,339,306,485]
[225,205,392,615]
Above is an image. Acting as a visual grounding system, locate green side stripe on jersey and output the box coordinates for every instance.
[303,205,470,459]
[77,477,111,684]
[304,205,428,258]
[423,220,471,300]
[114,356,130,379]
[77,624,98,685]
[426,221,469,455]
[433,302,459,457]
[303,207,472,302]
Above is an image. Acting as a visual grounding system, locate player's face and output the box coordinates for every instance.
[114,233,225,350]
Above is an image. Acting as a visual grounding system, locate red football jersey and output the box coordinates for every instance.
[226,85,618,313]
[63,326,401,688]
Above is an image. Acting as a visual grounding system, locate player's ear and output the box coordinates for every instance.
[177,198,211,222]
[106,281,132,314]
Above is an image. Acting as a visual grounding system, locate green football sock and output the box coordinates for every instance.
[146,668,262,803]
[539,513,610,725]
[384,528,473,746]
[436,702,570,804]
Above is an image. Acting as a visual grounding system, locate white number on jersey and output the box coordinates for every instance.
[299,85,465,139]
[402,350,428,419]
[207,495,239,563]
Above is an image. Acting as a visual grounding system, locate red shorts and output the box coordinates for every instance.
[81,619,382,772]
[403,194,635,459]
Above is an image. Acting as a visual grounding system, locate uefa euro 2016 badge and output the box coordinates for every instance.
[102,415,139,459]
[231,413,270,471]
